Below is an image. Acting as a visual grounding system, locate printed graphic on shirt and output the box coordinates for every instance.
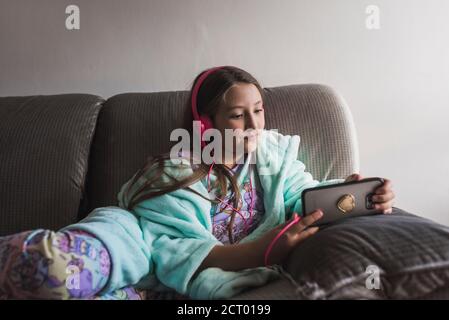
[209,165,265,244]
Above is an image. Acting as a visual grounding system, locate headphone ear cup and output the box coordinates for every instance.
[199,115,213,148]
[200,115,213,132]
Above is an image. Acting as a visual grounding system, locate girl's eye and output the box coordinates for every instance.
[229,107,263,119]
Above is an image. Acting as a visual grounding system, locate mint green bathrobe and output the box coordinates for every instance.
[62,130,343,299]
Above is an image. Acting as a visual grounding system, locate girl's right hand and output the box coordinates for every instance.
[255,209,324,266]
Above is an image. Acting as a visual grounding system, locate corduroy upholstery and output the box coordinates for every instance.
[0,94,103,235]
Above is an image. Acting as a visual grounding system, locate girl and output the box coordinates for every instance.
[0,66,395,300]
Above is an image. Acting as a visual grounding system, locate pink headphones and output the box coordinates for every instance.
[191,66,227,148]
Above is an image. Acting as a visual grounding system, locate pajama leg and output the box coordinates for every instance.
[2,207,152,300]
[0,229,111,299]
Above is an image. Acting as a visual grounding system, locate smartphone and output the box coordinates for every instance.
[301,177,385,226]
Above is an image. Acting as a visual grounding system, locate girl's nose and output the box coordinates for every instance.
[245,114,257,130]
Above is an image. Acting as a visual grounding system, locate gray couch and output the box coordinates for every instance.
[0,84,358,235]
[2,85,448,299]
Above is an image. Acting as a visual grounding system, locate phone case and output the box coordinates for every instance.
[301,177,384,226]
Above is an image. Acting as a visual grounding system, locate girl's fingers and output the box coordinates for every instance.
[345,173,363,182]
[297,210,323,230]
[296,226,319,241]
[372,191,395,203]
[374,200,394,211]
[287,210,322,233]
[375,179,393,194]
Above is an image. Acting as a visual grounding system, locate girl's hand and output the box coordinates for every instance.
[255,210,323,266]
[344,173,395,214]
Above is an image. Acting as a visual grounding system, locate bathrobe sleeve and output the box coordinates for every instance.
[283,159,345,218]
[256,130,346,221]
[60,206,153,294]
[116,158,223,295]
[131,182,222,295]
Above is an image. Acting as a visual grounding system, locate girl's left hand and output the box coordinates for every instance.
[344,173,395,214]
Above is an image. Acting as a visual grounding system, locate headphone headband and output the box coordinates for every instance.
[191,66,226,121]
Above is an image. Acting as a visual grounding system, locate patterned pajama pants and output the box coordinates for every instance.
[0,229,144,300]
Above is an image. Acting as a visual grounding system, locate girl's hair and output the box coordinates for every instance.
[124,66,264,243]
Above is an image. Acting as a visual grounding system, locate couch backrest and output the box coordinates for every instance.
[82,84,359,218]
[0,94,103,235]
[0,84,359,234]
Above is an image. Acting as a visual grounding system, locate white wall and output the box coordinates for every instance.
[1,0,448,224]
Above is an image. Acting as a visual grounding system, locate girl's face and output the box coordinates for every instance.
[213,82,265,158]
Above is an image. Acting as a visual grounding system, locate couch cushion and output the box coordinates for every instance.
[284,207,449,299]
[83,91,189,216]
[0,94,103,235]
[84,84,358,217]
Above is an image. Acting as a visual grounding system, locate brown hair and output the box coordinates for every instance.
[124,66,264,243]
